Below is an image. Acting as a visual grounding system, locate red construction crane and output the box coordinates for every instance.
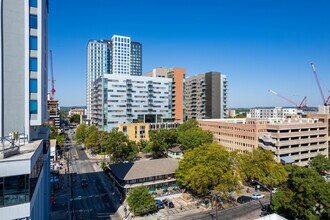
[268,89,307,109]
[49,50,56,100]
[310,63,330,106]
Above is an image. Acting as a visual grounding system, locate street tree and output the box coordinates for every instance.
[148,129,178,158]
[127,186,156,216]
[177,127,213,150]
[84,125,101,152]
[176,143,241,196]
[74,124,87,144]
[69,114,80,124]
[272,165,330,219]
[177,118,199,132]
[239,148,288,186]
[309,154,330,175]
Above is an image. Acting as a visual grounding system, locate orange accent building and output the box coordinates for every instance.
[144,67,186,122]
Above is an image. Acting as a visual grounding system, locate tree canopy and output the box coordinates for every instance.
[70,114,81,124]
[238,148,288,186]
[272,165,330,220]
[309,154,330,175]
[176,143,241,196]
[177,127,213,150]
[74,124,87,145]
[148,129,178,158]
[177,118,199,132]
[127,186,156,216]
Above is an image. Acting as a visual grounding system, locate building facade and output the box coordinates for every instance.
[47,98,60,127]
[92,74,172,131]
[86,35,142,119]
[0,0,49,140]
[199,116,329,166]
[144,67,186,122]
[248,107,298,118]
[186,72,228,119]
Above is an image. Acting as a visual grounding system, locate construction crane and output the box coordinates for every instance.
[268,89,307,109]
[310,63,330,106]
[49,50,56,100]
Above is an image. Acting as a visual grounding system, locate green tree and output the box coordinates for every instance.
[137,139,151,153]
[177,127,213,150]
[148,129,178,158]
[239,148,288,186]
[127,186,156,216]
[84,125,101,152]
[176,143,241,196]
[103,129,138,163]
[309,154,330,175]
[74,124,87,145]
[272,165,330,219]
[70,114,81,124]
[177,118,199,132]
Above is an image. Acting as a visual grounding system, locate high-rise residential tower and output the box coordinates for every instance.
[0,0,50,219]
[86,35,142,119]
[186,72,228,119]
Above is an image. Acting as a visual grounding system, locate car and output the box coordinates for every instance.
[251,193,264,200]
[168,201,175,208]
[200,199,210,208]
[237,196,252,204]
[155,200,164,209]
[81,179,88,187]
[271,188,278,194]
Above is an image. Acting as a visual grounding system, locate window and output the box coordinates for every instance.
[29,36,37,50]
[29,0,37,7]
[30,100,37,114]
[29,58,37,71]
[29,15,37,29]
[30,79,37,93]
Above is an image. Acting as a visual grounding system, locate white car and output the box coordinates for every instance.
[271,188,278,194]
[251,193,264,200]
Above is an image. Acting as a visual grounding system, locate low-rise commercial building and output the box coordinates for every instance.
[68,108,86,117]
[199,116,329,166]
[247,107,299,118]
[186,72,228,119]
[108,158,179,193]
[92,74,172,131]
[118,122,180,142]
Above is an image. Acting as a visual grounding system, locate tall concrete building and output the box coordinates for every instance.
[144,67,186,122]
[92,74,172,131]
[186,72,228,119]
[0,0,49,140]
[0,0,50,219]
[86,35,142,119]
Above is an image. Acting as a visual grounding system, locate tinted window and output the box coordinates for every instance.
[29,58,37,71]
[30,0,37,7]
[30,36,37,50]
[2,175,29,207]
[30,100,38,114]
[30,79,38,93]
[29,15,37,29]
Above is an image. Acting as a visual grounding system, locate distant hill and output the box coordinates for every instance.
[60,106,86,111]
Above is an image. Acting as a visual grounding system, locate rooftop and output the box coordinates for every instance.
[109,158,179,181]
[199,117,322,125]
[168,145,183,153]
[0,140,42,161]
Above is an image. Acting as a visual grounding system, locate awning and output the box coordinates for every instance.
[149,187,156,192]
[280,156,295,164]
[171,183,178,187]
[162,186,168,190]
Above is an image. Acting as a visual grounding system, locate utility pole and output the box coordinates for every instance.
[210,190,219,220]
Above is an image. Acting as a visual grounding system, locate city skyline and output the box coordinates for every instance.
[49,0,330,107]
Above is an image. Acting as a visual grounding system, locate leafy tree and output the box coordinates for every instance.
[239,148,288,186]
[148,129,178,158]
[137,139,151,153]
[70,114,81,124]
[84,125,101,152]
[309,154,330,175]
[272,165,330,219]
[176,143,241,196]
[177,127,213,150]
[74,124,87,145]
[127,186,156,216]
[177,118,199,132]
[103,129,138,163]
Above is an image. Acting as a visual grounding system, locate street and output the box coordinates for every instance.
[50,130,122,220]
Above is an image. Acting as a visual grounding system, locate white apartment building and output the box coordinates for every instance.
[86,35,142,119]
[0,0,49,140]
[248,107,299,118]
[92,74,172,131]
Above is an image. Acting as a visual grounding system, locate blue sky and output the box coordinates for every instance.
[49,0,330,107]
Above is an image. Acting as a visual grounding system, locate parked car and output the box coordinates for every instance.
[155,200,164,209]
[251,193,264,200]
[237,196,252,204]
[168,201,175,208]
[200,199,210,208]
[81,179,88,187]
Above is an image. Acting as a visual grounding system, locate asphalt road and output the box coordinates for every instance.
[52,130,121,220]
[179,197,269,220]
